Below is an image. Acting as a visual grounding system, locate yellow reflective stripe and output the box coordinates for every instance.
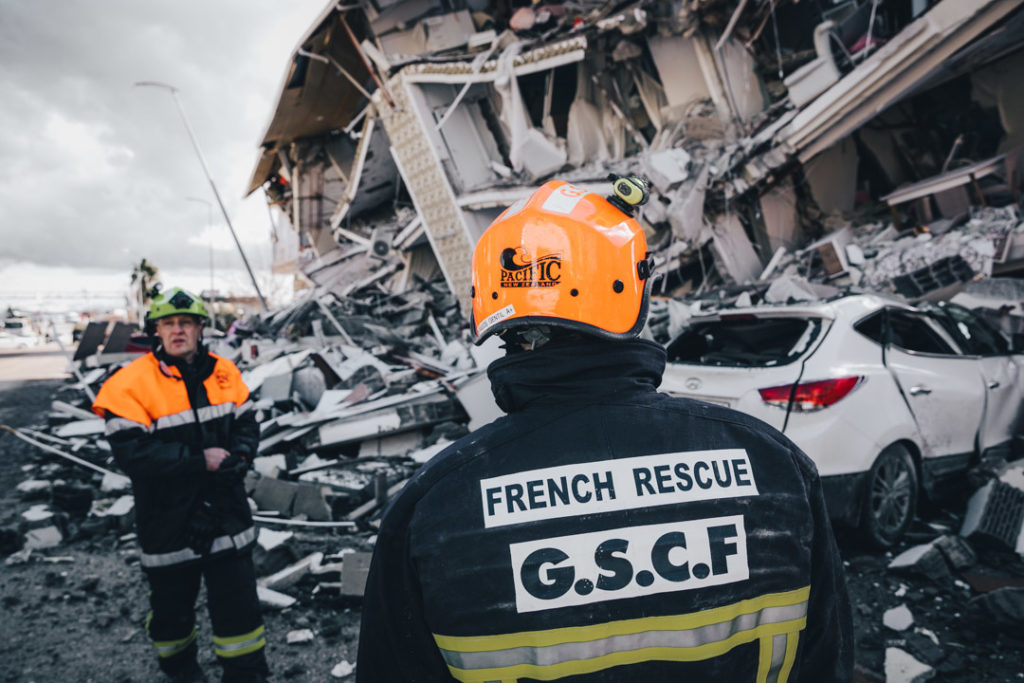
[434,586,809,651]
[778,630,800,683]
[152,626,197,658]
[213,624,265,646]
[441,622,805,682]
[433,587,809,683]
[214,625,266,658]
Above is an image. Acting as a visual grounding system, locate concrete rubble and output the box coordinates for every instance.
[885,647,935,683]
[0,268,506,607]
[241,0,1023,326]
[4,1,1024,678]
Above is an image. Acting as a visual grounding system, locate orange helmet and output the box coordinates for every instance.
[471,178,653,345]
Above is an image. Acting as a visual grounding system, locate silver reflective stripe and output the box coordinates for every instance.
[765,632,789,683]
[234,401,253,417]
[434,587,809,683]
[214,625,267,656]
[198,403,235,423]
[140,526,257,568]
[106,417,151,435]
[153,626,197,658]
[441,603,807,671]
[154,409,195,431]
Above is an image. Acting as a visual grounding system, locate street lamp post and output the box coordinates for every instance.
[186,196,216,330]
[134,81,269,312]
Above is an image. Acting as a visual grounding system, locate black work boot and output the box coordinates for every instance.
[166,660,207,682]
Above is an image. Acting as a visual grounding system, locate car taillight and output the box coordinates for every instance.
[758,376,864,412]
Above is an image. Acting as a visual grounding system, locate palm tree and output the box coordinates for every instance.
[130,259,161,325]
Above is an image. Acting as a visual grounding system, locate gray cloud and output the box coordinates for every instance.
[0,0,326,274]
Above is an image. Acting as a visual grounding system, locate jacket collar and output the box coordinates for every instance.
[153,344,214,381]
[486,338,666,413]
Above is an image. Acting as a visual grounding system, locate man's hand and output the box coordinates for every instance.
[204,447,231,471]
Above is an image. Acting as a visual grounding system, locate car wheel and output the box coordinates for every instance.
[860,443,918,548]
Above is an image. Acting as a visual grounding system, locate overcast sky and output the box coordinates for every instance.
[0,0,328,306]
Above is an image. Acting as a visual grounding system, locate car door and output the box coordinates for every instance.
[882,309,985,476]
[937,304,1024,453]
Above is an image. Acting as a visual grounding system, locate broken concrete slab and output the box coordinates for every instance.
[256,528,294,553]
[340,551,373,598]
[16,480,51,499]
[357,430,424,459]
[291,484,333,522]
[23,526,63,550]
[100,472,131,493]
[52,419,105,438]
[252,455,287,478]
[259,552,324,591]
[966,587,1024,630]
[883,604,914,631]
[21,504,56,526]
[256,585,297,610]
[330,660,355,679]
[884,647,935,683]
[286,629,315,645]
[960,460,1024,555]
[933,534,976,570]
[252,477,299,517]
[888,541,952,582]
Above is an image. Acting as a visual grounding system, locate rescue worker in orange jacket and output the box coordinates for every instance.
[92,288,268,683]
[356,177,854,681]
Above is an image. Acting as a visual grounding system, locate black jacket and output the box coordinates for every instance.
[92,346,258,568]
[357,338,853,682]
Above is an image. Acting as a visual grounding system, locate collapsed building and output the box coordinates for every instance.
[248,0,1024,316]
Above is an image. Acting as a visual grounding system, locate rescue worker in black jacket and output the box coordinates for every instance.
[92,288,269,682]
[357,177,854,682]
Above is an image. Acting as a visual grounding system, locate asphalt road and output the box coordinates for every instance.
[0,345,70,383]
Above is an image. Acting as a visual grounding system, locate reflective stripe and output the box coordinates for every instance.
[214,625,266,658]
[433,587,809,683]
[151,625,197,659]
[759,630,800,683]
[106,417,152,435]
[153,402,236,432]
[198,403,235,423]
[234,401,253,417]
[140,526,257,568]
[154,408,195,432]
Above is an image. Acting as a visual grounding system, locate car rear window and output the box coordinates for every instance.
[666,316,823,367]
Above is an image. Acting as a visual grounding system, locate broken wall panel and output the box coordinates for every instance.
[758,177,805,254]
[803,137,859,215]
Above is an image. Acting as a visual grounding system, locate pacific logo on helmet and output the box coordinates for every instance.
[499,247,561,288]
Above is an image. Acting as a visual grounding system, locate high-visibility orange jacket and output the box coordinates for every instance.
[92,348,259,568]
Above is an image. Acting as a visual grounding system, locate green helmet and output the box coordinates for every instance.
[147,287,208,324]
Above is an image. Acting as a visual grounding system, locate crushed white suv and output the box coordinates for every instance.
[661,293,1024,547]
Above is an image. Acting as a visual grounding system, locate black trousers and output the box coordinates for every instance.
[144,548,269,682]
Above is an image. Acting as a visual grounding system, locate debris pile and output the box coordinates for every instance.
[246,0,1023,323]
[843,457,1024,680]
[2,273,505,607]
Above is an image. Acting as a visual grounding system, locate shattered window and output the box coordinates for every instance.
[887,311,957,356]
[666,317,822,367]
[935,303,1009,356]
